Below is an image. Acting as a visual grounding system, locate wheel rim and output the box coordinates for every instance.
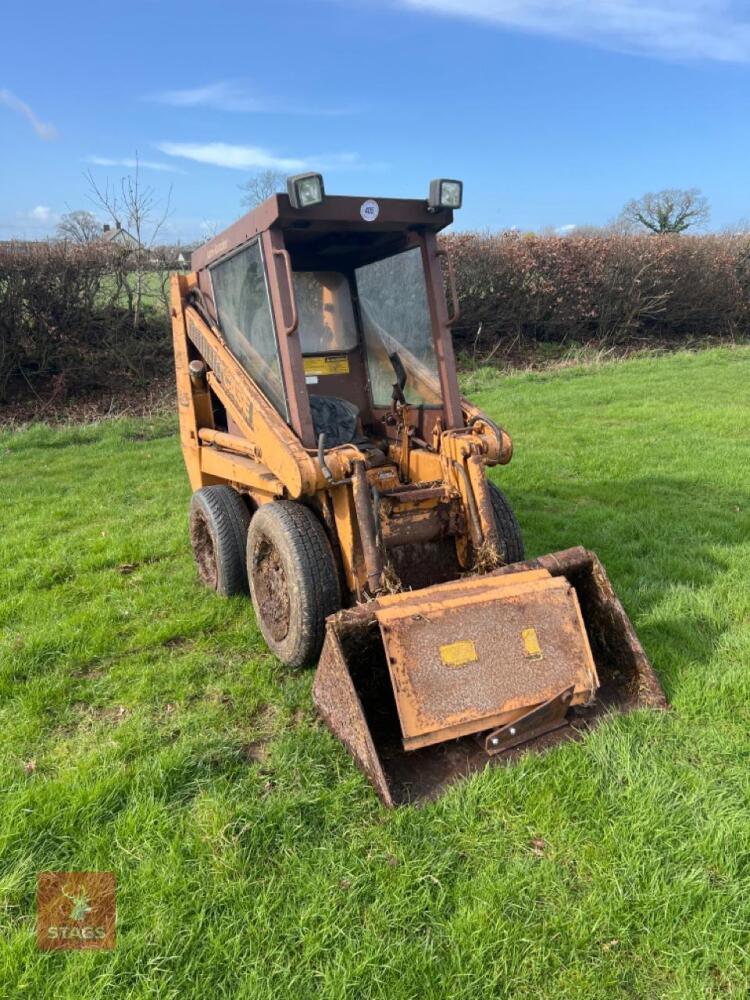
[191,512,219,590]
[251,536,291,643]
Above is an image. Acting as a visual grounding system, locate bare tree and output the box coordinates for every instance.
[56,210,102,243]
[86,154,172,328]
[619,188,710,234]
[239,169,285,209]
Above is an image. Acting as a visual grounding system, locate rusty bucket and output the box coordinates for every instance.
[313,547,667,806]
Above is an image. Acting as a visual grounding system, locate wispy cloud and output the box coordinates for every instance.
[86,156,182,173]
[148,80,353,116]
[0,88,59,140]
[396,0,750,62]
[156,142,365,172]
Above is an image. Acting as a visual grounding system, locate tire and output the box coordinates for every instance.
[189,486,251,596]
[487,481,525,564]
[246,501,341,668]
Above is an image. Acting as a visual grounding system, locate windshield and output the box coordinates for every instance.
[355,247,441,407]
[293,271,358,354]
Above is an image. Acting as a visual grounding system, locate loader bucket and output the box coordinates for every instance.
[313,547,667,806]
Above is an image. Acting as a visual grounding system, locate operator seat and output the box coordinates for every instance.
[309,395,361,447]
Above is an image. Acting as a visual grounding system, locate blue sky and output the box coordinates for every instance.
[2,0,749,241]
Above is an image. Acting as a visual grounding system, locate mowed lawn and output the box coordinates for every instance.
[1,348,750,999]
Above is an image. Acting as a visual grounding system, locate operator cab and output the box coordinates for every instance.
[194,174,463,451]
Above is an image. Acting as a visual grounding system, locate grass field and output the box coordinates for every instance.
[1,347,750,998]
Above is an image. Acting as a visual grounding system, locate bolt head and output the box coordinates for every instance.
[490,737,499,746]
[509,727,517,736]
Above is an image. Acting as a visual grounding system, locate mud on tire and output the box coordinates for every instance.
[189,486,251,596]
[247,501,341,668]
[488,481,525,565]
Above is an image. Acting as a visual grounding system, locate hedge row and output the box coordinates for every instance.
[0,241,175,402]
[2,234,749,403]
[443,232,750,347]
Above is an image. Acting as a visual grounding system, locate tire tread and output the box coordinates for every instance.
[190,486,251,595]
[487,481,525,564]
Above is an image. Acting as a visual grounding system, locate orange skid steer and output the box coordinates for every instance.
[172,174,666,805]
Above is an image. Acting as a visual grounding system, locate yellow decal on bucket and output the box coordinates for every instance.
[303,355,350,376]
[522,627,543,659]
[439,640,478,667]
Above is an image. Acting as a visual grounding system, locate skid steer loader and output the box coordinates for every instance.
[172,174,666,805]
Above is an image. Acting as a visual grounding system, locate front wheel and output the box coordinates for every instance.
[246,502,341,668]
[487,481,525,564]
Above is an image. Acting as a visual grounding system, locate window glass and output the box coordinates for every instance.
[355,247,442,407]
[293,271,358,354]
[209,241,287,417]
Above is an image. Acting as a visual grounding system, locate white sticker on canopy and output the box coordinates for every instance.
[360,199,379,222]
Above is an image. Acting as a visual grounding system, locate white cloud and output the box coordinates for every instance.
[156,142,365,172]
[151,82,267,112]
[0,205,61,236]
[86,156,182,173]
[0,88,59,140]
[148,81,352,116]
[29,205,55,223]
[555,223,577,234]
[396,0,750,62]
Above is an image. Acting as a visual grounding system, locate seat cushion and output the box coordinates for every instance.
[309,395,360,447]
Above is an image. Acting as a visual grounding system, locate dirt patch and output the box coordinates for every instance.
[164,636,192,650]
[251,539,290,642]
[190,512,218,591]
[68,702,131,727]
[240,741,268,763]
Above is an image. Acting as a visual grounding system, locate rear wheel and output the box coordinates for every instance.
[247,501,341,668]
[189,486,251,596]
[488,481,525,564]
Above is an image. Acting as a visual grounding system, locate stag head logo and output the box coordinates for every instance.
[61,884,93,922]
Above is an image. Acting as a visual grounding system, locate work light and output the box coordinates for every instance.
[428,178,463,211]
[287,173,326,209]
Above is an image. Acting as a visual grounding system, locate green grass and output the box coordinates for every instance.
[2,347,750,998]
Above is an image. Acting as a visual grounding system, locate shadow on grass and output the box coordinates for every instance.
[507,475,749,695]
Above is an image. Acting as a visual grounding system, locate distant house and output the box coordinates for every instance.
[176,250,191,269]
[100,223,139,249]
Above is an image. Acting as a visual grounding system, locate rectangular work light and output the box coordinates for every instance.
[428,178,463,211]
[287,172,326,209]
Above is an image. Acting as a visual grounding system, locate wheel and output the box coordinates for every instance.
[189,486,251,596]
[487,481,525,564]
[246,501,341,668]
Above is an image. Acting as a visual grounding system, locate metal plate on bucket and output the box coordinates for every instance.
[375,570,599,750]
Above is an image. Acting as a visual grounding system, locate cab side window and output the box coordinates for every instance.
[209,241,287,418]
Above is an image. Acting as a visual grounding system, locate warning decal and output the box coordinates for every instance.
[303,355,350,376]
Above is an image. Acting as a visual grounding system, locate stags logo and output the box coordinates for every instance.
[37,872,116,950]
